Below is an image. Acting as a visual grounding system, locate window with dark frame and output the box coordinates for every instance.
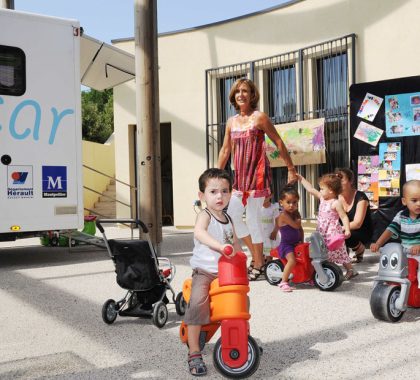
[267,64,297,124]
[0,45,26,96]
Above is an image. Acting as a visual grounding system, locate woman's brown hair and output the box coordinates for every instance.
[335,167,355,187]
[229,78,260,111]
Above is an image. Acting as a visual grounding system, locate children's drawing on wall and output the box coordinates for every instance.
[354,121,383,146]
[265,118,326,167]
[406,163,420,181]
[357,93,383,122]
[357,155,379,208]
[385,92,420,137]
[378,142,401,197]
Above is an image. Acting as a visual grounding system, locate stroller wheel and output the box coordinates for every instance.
[152,301,168,328]
[102,299,118,324]
[175,292,187,316]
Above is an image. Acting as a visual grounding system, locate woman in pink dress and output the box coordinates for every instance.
[217,78,297,280]
[298,173,358,281]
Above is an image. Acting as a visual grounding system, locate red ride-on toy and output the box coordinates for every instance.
[264,232,344,291]
[179,247,261,379]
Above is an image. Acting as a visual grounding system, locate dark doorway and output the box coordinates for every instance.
[160,123,174,226]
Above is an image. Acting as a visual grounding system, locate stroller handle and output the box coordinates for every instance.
[96,218,149,234]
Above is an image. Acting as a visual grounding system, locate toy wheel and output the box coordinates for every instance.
[175,292,187,316]
[313,262,343,291]
[152,301,168,328]
[265,260,284,286]
[50,236,59,247]
[213,335,261,379]
[102,299,118,324]
[370,283,404,322]
[70,239,77,247]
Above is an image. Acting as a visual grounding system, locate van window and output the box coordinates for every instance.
[0,45,26,96]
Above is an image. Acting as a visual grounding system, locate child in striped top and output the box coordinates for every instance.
[371,180,420,284]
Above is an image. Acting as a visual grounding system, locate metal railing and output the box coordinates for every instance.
[83,165,138,229]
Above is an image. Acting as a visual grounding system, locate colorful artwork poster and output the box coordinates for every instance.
[385,92,420,137]
[265,118,326,167]
[357,93,384,122]
[354,121,383,146]
[406,164,420,181]
[357,155,379,209]
[378,142,401,197]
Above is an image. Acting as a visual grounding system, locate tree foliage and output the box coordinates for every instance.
[81,89,114,143]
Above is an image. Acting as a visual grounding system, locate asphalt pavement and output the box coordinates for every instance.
[1,227,420,379]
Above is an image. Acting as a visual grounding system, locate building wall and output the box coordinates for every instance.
[113,0,420,227]
[82,139,115,213]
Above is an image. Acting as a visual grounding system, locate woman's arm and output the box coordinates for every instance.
[257,112,297,183]
[297,174,321,199]
[217,119,232,170]
[334,200,351,237]
[350,198,369,230]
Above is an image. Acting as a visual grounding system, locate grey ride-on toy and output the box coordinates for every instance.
[370,242,418,323]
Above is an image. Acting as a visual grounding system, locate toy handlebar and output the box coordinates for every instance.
[223,245,234,256]
[96,218,148,234]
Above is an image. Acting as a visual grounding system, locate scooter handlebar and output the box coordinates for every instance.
[223,245,234,256]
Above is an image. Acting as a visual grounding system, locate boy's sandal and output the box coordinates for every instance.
[188,352,207,376]
[248,267,264,281]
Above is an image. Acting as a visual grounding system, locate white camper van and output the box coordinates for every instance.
[0,9,83,241]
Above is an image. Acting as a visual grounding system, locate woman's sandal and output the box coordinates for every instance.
[248,267,264,281]
[247,260,255,274]
[188,352,207,376]
[351,243,365,263]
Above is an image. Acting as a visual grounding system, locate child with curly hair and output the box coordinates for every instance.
[298,173,357,280]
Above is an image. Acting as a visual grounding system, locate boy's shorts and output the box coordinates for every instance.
[183,268,217,325]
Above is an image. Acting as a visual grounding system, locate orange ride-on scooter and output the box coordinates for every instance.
[179,247,261,379]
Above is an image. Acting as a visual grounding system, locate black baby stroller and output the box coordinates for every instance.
[96,218,186,328]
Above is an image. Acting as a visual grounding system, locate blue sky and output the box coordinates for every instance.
[14,0,290,43]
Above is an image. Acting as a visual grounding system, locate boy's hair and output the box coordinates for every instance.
[279,184,299,201]
[403,179,420,197]
[335,167,354,186]
[229,78,260,111]
[198,168,232,192]
[319,173,343,196]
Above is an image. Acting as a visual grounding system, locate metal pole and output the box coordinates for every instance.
[0,0,14,9]
[134,0,162,253]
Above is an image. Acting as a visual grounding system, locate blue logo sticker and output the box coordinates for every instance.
[42,166,67,198]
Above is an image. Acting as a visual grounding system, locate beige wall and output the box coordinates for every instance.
[113,0,420,227]
[82,139,115,213]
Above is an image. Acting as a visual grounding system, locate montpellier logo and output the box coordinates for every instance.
[42,166,67,198]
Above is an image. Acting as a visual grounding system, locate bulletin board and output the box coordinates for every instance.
[349,75,420,241]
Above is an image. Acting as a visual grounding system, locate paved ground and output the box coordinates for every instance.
[1,228,420,379]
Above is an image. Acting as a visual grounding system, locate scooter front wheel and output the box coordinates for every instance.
[313,262,343,291]
[213,335,261,379]
[370,282,404,322]
[265,260,284,286]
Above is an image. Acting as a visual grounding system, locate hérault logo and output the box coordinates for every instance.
[42,166,67,198]
[7,165,34,198]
